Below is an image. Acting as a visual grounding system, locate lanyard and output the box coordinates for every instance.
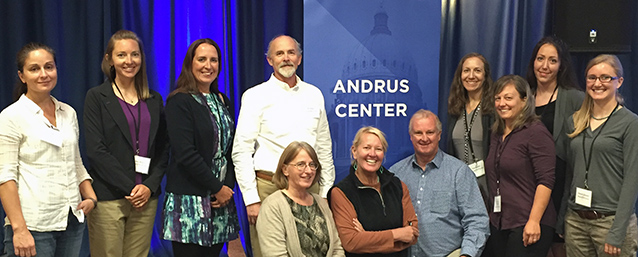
[582,102,619,189]
[537,86,558,117]
[114,82,141,154]
[462,103,481,163]
[494,132,513,196]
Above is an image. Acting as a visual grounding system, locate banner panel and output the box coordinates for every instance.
[304,0,441,182]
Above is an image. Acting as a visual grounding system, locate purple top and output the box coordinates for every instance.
[118,98,151,184]
[485,121,556,230]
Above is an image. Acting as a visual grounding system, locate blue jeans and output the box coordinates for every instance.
[3,209,85,257]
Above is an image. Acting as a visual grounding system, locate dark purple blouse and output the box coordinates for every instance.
[485,121,556,230]
[118,99,151,184]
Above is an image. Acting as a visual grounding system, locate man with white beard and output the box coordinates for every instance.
[232,35,335,257]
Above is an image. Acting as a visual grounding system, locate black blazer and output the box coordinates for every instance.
[84,80,169,200]
[164,92,235,197]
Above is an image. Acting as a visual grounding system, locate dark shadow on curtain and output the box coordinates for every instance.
[439,0,551,146]
[235,1,303,256]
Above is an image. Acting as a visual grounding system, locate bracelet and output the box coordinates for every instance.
[87,198,98,208]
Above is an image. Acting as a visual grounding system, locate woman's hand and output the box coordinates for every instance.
[13,227,36,257]
[605,243,621,256]
[77,198,96,215]
[392,225,417,243]
[211,185,234,208]
[352,218,364,232]
[522,220,541,246]
[126,184,151,210]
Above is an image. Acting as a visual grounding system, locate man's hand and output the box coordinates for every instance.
[246,202,261,225]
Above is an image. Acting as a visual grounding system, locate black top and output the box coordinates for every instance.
[164,92,236,196]
[83,80,169,200]
[329,166,406,257]
[536,100,556,135]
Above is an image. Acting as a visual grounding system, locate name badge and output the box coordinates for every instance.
[575,187,592,208]
[493,195,502,213]
[468,160,485,177]
[40,126,62,147]
[134,155,151,175]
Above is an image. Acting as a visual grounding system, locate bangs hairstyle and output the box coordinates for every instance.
[13,42,56,102]
[272,141,322,190]
[169,38,222,98]
[350,126,388,165]
[101,29,150,99]
[569,54,624,138]
[526,36,580,91]
[448,52,494,116]
[492,75,538,134]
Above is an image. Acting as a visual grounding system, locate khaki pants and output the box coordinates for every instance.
[446,248,462,257]
[565,209,638,257]
[249,176,319,257]
[88,198,158,257]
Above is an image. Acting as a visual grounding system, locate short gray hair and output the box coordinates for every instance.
[265,35,303,57]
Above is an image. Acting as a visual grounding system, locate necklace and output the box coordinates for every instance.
[590,115,610,121]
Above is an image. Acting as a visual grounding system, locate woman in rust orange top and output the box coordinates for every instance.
[329,126,418,256]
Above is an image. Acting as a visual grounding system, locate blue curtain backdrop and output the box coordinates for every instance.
[1,0,638,256]
[438,0,638,131]
[0,0,243,256]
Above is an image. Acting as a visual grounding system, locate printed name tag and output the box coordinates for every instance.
[469,160,485,177]
[493,195,502,213]
[40,126,62,147]
[134,155,151,175]
[575,187,592,208]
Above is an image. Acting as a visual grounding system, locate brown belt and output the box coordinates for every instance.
[574,210,615,220]
[255,170,274,181]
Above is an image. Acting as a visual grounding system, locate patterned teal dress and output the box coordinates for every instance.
[162,93,240,246]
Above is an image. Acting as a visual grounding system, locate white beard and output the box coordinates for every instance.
[278,65,296,78]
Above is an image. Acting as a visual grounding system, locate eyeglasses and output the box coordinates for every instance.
[586,75,618,83]
[287,162,318,171]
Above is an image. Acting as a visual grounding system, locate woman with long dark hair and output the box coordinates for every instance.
[0,43,96,257]
[161,38,239,256]
[446,52,494,207]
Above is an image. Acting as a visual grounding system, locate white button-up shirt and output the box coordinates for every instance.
[0,95,91,232]
[233,75,335,205]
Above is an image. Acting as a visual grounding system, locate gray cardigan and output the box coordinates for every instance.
[553,87,585,160]
[257,190,345,257]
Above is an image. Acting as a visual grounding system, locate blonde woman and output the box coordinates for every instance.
[563,54,638,257]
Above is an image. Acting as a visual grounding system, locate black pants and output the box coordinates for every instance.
[483,224,554,257]
[172,241,224,257]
